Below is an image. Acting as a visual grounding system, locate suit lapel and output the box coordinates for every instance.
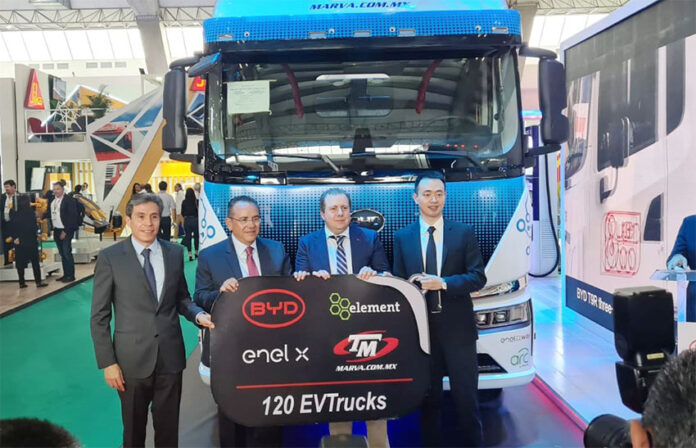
[225,238,243,279]
[124,238,158,307]
[409,222,424,273]
[256,238,272,274]
[315,230,331,272]
[441,220,452,272]
[158,241,174,310]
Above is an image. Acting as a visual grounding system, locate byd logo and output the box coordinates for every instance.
[242,289,306,329]
[333,330,399,363]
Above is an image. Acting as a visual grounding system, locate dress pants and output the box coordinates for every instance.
[159,216,172,241]
[329,420,389,448]
[118,352,183,448]
[219,409,282,448]
[17,249,42,286]
[420,315,482,447]
[53,229,74,279]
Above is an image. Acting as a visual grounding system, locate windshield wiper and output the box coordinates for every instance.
[352,150,484,172]
[263,152,341,173]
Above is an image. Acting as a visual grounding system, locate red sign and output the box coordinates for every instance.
[602,211,641,277]
[25,69,45,110]
[242,288,306,329]
[334,331,399,363]
[191,76,206,91]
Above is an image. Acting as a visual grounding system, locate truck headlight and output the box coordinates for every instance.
[476,301,531,329]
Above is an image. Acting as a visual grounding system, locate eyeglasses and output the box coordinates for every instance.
[230,216,261,225]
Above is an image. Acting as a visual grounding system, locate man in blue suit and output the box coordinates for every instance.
[392,171,487,447]
[194,195,291,447]
[294,187,391,448]
[667,215,696,322]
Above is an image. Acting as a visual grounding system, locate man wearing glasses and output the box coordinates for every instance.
[194,195,291,447]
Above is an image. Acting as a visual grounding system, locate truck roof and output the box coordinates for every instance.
[205,0,519,44]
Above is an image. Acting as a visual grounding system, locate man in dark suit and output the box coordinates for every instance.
[1,179,18,265]
[195,195,291,447]
[293,188,391,448]
[392,171,487,447]
[49,182,80,283]
[667,215,696,322]
[90,193,214,447]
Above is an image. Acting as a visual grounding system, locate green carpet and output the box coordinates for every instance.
[0,256,201,447]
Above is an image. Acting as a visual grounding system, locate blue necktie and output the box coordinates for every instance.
[331,235,349,275]
[142,248,157,301]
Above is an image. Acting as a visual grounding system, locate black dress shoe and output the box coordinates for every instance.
[55,276,65,281]
[61,277,75,283]
[37,282,49,288]
[19,283,28,288]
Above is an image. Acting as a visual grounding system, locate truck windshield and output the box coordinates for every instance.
[207,52,521,177]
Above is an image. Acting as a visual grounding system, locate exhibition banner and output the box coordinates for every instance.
[210,275,430,426]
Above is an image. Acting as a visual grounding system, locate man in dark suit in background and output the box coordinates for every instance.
[392,171,487,447]
[1,179,18,266]
[50,182,80,283]
[195,195,291,447]
[293,188,391,448]
[90,193,214,447]
[667,214,696,322]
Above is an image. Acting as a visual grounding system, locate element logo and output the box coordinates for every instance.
[334,331,399,363]
[329,293,401,320]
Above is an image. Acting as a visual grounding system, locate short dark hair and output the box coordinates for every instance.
[143,184,152,192]
[53,182,64,190]
[227,195,259,217]
[641,349,696,447]
[158,181,167,191]
[74,185,82,193]
[126,193,163,217]
[3,180,16,187]
[0,418,80,447]
[414,171,446,192]
[320,188,351,212]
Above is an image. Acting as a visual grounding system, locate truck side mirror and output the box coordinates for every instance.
[538,59,569,146]
[607,116,631,168]
[163,67,187,153]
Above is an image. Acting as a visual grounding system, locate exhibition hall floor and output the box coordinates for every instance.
[1,262,593,447]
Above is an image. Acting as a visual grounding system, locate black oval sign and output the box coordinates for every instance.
[351,209,385,232]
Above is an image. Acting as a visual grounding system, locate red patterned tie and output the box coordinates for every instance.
[246,246,259,277]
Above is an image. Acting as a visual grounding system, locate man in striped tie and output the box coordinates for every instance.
[294,188,391,447]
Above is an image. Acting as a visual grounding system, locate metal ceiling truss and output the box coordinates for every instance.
[0,7,212,30]
[508,0,630,15]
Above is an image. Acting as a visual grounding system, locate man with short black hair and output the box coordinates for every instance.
[1,179,18,265]
[91,193,214,447]
[157,181,176,241]
[630,349,696,447]
[393,171,487,447]
[51,182,80,283]
[195,195,291,447]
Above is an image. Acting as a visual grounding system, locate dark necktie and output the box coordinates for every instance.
[425,226,440,312]
[331,235,349,275]
[142,248,157,301]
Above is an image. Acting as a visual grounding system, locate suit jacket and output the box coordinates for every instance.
[295,224,390,274]
[393,219,486,343]
[669,215,696,297]
[90,238,204,379]
[194,236,292,367]
[0,193,16,230]
[51,194,80,232]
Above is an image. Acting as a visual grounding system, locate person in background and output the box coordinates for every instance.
[70,184,82,197]
[12,194,48,289]
[667,215,696,322]
[173,183,185,239]
[1,179,18,266]
[51,182,80,283]
[131,183,142,197]
[181,188,199,261]
[142,184,153,194]
[193,182,201,200]
[82,183,90,199]
[156,181,176,241]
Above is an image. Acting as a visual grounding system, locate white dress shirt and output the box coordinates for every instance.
[3,194,14,222]
[419,217,444,276]
[325,226,353,274]
[131,237,165,301]
[158,191,176,218]
[51,195,65,229]
[231,235,262,277]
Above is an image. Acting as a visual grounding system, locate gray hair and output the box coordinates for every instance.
[126,193,163,217]
[642,349,696,447]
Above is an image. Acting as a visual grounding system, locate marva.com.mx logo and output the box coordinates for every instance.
[329,293,401,321]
